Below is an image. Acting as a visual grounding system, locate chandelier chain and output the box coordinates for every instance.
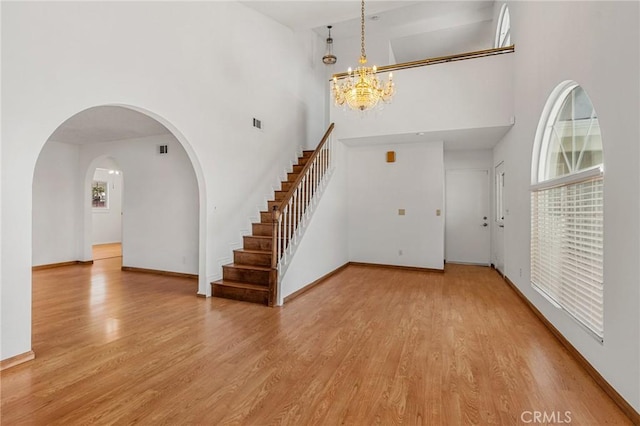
[360,0,366,62]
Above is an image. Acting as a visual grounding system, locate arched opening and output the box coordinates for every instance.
[32,105,206,292]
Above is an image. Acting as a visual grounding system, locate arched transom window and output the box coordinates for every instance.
[531,81,604,341]
[495,4,511,48]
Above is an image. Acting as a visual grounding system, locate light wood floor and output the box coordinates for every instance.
[92,242,122,260]
[1,260,631,425]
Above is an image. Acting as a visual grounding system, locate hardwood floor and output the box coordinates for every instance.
[92,243,122,260]
[1,261,631,424]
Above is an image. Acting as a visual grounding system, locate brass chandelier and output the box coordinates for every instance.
[332,0,395,111]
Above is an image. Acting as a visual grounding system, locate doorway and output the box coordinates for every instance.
[445,169,490,265]
[91,163,123,262]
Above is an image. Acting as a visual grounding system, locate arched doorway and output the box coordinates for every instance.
[33,105,206,292]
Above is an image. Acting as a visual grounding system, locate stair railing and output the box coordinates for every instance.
[269,123,335,306]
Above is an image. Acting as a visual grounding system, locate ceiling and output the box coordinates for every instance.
[48,106,171,145]
[242,1,505,151]
[241,1,495,63]
[241,1,420,32]
[48,2,503,151]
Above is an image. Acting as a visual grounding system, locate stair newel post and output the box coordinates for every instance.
[269,205,281,307]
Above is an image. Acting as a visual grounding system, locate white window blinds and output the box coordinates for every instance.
[531,174,604,340]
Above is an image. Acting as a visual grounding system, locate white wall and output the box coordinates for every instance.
[493,1,639,412]
[92,162,122,245]
[32,141,81,266]
[330,53,514,141]
[444,149,492,170]
[348,141,444,269]
[1,1,326,360]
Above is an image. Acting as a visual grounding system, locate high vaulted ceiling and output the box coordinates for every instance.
[47,2,500,149]
[241,1,496,63]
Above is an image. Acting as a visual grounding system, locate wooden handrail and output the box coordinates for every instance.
[276,123,335,212]
[331,45,515,80]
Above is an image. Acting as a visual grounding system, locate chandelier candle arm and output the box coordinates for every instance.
[331,0,395,112]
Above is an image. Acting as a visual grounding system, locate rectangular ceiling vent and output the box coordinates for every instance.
[159,145,168,154]
[252,118,262,130]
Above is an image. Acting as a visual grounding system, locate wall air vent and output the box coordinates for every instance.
[252,118,262,130]
[159,145,168,154]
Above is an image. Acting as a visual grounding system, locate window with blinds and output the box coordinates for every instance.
[531,81,604,342]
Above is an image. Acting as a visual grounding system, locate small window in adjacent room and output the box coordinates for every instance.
[92,180,108,209]
[495,4,511,48]
[531,80,604,342]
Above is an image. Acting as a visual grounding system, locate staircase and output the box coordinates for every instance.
[211,150,315,305]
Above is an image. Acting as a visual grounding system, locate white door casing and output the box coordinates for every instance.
[494,162,505,274]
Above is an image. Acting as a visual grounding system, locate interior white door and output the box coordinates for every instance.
[445,169,490,265]
[494,162,505,274]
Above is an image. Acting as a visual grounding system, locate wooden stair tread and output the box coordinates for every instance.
[211,280,269,292]
[234,248,270,255]
[224,263,271,272]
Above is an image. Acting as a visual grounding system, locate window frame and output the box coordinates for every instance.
[530,80,604,343]
[92,180,109,210]
[494,4,512,48]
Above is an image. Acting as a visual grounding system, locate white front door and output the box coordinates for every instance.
[494,162,505,274]
[445,169,490,265]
